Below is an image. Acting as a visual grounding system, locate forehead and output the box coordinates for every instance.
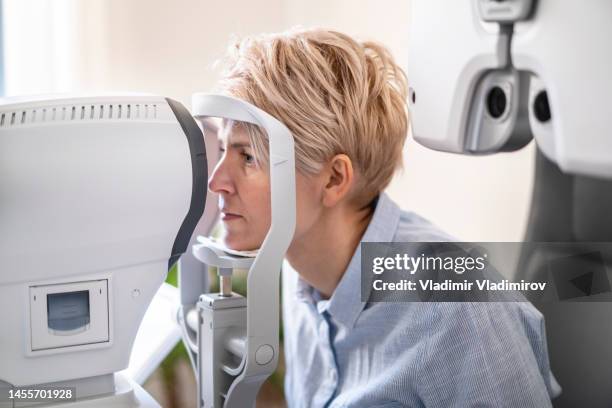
[219,119,250,143]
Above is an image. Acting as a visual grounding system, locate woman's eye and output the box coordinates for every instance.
[241,152,255,165]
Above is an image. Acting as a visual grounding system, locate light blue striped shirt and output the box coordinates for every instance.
[282,193,561,407]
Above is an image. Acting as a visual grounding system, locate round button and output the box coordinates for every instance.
[255,344,274,365]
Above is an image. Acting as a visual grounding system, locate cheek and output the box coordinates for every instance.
[250,195,271,230]
[238,173,272,232]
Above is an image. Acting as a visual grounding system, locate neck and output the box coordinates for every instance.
[286,201,374,299]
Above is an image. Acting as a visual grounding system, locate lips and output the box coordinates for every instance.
[220,209,243,221]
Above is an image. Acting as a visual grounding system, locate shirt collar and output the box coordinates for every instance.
[295,192,401,329]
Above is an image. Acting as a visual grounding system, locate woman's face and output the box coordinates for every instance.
[208,124,321,251]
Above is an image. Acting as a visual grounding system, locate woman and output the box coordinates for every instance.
[209,28,559,407]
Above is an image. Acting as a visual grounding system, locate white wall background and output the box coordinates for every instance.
[2,0,535,241]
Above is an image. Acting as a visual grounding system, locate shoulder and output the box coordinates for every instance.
[394,208,457,242]
[426,301,544,341]
[358,300,548,379]
[361,300,544,345]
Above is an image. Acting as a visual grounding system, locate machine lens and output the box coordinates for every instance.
[486,86,507,119]
[534,90,551,123]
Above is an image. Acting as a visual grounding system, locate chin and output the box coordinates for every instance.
[222,232,261,252]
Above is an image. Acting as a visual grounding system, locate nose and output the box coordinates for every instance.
[208,155,235,195]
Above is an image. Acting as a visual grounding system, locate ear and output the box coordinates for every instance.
[321,154,355,208]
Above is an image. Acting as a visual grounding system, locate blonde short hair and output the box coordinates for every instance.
[217,28,409,206]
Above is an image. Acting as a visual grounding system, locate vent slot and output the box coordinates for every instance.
[0,101,159,127]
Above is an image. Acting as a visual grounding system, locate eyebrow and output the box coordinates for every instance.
[219,141,252,149]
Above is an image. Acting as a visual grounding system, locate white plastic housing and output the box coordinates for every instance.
[0,94,205,386]
[512,0,612,178]
[409,0,612,179]
[407,0,504,152]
